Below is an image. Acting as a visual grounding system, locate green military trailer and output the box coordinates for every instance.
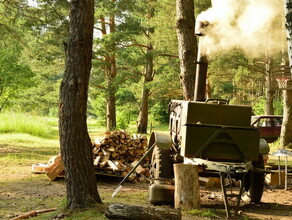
[148,99,270,217]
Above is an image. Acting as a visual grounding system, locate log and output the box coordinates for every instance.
[131,160,146,175]
[174,164,200,210]
[105,203,181,220]
[93,156,101,166]
[108,160,119,170]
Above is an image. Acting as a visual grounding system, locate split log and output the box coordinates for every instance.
[174,164,200,210]
[93,156,101,166]
[108,160,119,170]
[105,203,181,220]
[131,160,146,175]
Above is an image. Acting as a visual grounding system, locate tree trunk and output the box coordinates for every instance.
[280,90,292,148]
[105,203,181,220]
[282,0,292,148]
[174,164,200,210]
[137,1,155,134]
[137,43,153,134]
[100,7,117,131]
[265,55,274,115]
[176,0,197,101]
[106,76,116,131]
[59,0,102,209]
[137,86,150,133]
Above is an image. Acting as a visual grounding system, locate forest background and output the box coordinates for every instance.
[0,0,286,133]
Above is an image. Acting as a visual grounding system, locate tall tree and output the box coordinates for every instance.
[265,54,274,115]
[281,0,292,148]
[0,0,35,110]
[101,8,118,131]
[94,0,139,131]
[137,0,155,134]
[176,0,197,100]
[59,0,102,209]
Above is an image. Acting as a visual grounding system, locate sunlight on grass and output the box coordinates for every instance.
[186,209,219,218]
[0,133,60,182]
[0,112,56,138]
[0,114,169,220]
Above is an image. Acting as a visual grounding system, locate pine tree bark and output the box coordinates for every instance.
[137,43,153,134]
[137,86,150,133]
[176,0,197,101]
[280,90,292,147]
[265,55,274,115]
[59,0,102,209]
[106,76,116,131]
[281,0,292,148]
[106,12,117,131]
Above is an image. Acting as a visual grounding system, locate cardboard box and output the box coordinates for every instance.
[45,157,64,181]
[265,171,285,186]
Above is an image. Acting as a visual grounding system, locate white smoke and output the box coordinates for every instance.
[196,0,283,57]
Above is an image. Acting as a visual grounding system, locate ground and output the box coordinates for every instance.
[1,167,292,220]
[1,133,292,219]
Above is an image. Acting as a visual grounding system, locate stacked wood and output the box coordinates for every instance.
[92,130,150,182]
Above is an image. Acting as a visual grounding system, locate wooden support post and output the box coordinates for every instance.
[174,164,200,210]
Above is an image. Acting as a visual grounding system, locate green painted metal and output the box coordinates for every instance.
[148,131,172,151]
[169,100,260,162]
[180,124,259,161]
[180,101,252,127]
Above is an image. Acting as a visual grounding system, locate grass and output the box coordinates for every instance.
[0,112,57,138]
[1,113,230,220]
[186,209,219,218]
[0,114,167,220]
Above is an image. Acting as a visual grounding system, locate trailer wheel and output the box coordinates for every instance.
[150,145,172,184]
[149,145,174,205]
[246,155,265,203]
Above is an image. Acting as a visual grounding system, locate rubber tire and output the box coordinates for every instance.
[150,145,172,182]
[249,155,265,203]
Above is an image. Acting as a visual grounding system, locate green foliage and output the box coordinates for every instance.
[116,88,138,129]
[195,0,212,15]
[149,100,169,124]
[0,45,35,109]
[208,49,272,105]
[0,0,285,132]
[273,98,283,115]
[252,96,283,116]
[89,92,107,126]
[0,112,53,138]
[252,96,266,115]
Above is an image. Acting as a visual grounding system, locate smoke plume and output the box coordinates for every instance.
[196,0,283,57]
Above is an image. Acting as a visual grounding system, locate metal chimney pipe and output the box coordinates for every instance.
[194,37,208,102]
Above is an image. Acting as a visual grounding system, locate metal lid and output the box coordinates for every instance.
[271,149,292,156]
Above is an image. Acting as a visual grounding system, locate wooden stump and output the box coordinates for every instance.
[174,164,200,210]
[105,203,181,220]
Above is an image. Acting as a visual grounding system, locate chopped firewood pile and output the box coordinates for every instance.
[92,130,150,182]
[32,130,150,182]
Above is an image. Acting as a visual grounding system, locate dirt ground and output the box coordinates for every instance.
[2,173,292,220]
